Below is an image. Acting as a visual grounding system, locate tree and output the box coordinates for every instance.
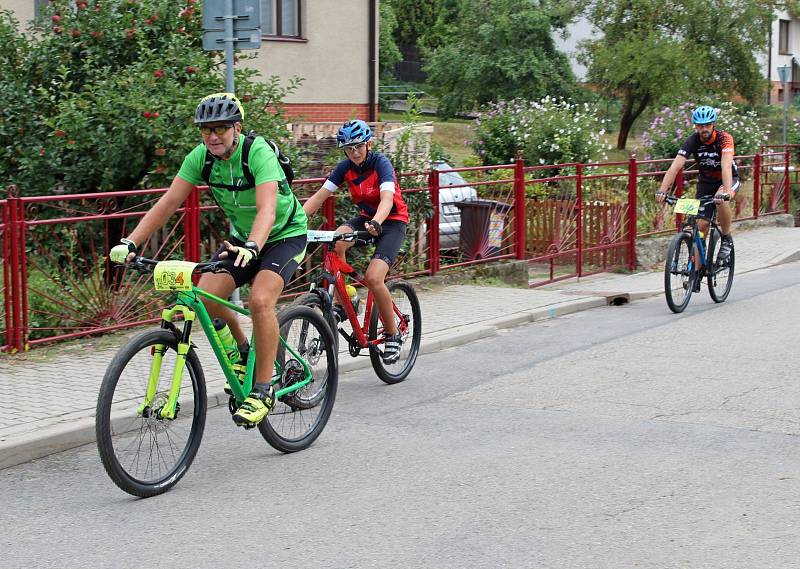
[578,0,776,149]
[0,0,299,196]
[379,0,402,79]
[388,0,447,48]
[423,0,580,118]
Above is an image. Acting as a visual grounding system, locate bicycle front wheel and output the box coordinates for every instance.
[664,232,695,313]
[96,329,206,497]
[258,305,338,453]
[707,228,735,303]
[369,280,422,384]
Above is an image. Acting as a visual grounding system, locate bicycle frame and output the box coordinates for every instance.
[321,249,377,349]
[688,224,709,272]
[143,285,312,419]
[319,247,408,352]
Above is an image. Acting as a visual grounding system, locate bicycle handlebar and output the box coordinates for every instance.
[662,193,731,206]
[306,230,374,244]
[126,256,224,274]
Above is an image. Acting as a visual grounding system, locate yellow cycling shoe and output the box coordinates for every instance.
[233,384,275,427]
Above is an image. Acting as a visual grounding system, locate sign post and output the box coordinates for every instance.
[202,0,262,91]
[202,0,261,304]
[778,63,791,145]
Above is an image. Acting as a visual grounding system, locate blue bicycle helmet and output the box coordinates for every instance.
[337,119,372,147]
[691,105,717,125]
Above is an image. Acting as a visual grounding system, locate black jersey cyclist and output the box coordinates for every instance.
[656,105,738,260]
[302,119,409,364]
[109,92,308,427]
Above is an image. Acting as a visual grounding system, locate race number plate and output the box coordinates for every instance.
[673,198,700,215]
[306,230,338,243]
[153,260,197,291]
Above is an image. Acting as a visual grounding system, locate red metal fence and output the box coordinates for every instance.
[1,146,796,352]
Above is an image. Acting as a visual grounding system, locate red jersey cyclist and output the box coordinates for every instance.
[303,119,409,364]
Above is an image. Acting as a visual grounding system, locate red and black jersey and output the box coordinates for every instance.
[677,129,738,184]
[323,152,409,223]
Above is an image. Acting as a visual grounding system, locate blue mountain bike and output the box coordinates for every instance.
[663,195,735,313]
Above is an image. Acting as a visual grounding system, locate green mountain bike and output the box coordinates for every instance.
[96,256,338,497]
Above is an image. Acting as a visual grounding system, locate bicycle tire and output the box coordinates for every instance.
[664,232,695,313]
[707,228,735,303]
[368,280,422,384]
[293,291,339,352]
[258,305,338,453]
[96,329,206,498]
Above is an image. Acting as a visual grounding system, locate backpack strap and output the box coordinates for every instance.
[200,133,257,192]
[200,132,290,191]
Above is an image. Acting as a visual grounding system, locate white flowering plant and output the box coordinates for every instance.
[472,97,610,167]
[641,101,766,160]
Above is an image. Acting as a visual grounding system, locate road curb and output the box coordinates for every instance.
[0,296,618,470]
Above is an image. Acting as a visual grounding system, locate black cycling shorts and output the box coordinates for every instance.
[343,215,407,265]
[211,234,307,287]
[696,179,740,219]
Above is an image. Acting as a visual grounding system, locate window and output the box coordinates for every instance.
[262,0,302,38]
[779,19,790,54]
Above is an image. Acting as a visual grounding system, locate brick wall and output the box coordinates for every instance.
[281,103,378,123]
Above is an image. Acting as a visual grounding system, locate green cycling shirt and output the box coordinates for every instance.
[177,134,307,243]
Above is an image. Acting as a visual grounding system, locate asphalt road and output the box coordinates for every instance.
[3,263,799,569]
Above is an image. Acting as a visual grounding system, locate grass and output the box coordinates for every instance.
[379,109,477,167]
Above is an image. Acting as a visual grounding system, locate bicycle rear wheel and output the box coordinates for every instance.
[258,305,338,453]
[96,329,206,497]
[369,280,422,384]
[664,232,695,313]
[707,228,735,303]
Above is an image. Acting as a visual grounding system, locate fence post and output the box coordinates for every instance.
[427,168,440,275]
[785,147,791,214]
[576,163,583,277]
[183,187,201,262]
[627,155,638,271]
[753,152,761,219]
[5,186,23,353]
[322,196,336,230]
[675,169,684,231]
[513,154,526,260]
[2,197,10,353]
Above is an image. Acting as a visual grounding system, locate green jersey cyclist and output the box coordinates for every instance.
[109,92,308,427]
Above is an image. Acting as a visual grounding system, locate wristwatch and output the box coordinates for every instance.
[243,240,260,256]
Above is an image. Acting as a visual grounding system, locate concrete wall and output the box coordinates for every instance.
[1,0,34,24]
[245,1,374,107]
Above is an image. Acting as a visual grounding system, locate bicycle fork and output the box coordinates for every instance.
[138,304,196,420]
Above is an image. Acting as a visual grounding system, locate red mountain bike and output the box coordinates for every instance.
[295,230,421,384]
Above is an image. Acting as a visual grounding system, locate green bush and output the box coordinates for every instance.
[641,101,767,160]
[0,1,299,196]
[472,97,610,167]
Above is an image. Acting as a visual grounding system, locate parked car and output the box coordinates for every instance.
[432,161,477,249]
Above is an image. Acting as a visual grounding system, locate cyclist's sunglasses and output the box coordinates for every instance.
[343,142,367,153]
[199,124,234,136]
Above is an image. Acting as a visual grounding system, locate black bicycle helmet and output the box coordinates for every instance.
[194,92,244,124]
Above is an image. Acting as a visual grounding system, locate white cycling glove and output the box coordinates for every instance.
[109,238,137,264]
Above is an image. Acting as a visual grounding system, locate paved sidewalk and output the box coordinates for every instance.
[2,221,799,469]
